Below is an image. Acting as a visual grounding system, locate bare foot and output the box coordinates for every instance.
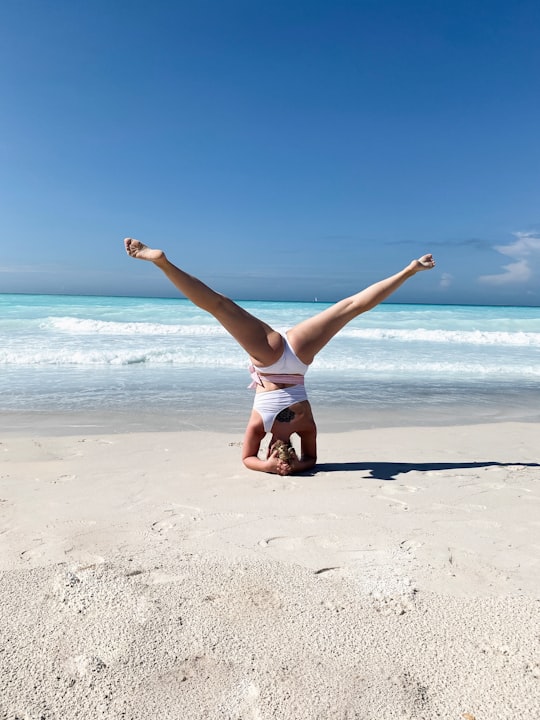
[124,238,164,262]
[411,254,435,272]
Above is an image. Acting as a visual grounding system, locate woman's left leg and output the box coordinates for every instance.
[124,238,284,365]
[288,255,435,364]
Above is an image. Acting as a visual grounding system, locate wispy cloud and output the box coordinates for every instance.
[451,238,492,251]
[0,265,46,273]
[0,264,119,276]
[479,232,540,286]
[388,237,491,250]
[0,263,66,273]
[440,272,453,289]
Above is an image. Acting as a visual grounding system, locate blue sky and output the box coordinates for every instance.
[1,0,539,304]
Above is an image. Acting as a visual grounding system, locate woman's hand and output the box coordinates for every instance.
[411,254,435,272]
[265,448,296,475]
[266,448,317,475]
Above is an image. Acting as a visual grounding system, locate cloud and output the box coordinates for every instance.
[0,263,66,273]
[388,237,491,250]
[0,265,43,273]
[479,232,540,286]
[439,272,453,289]
[437,238,492,251]
[494,232,540,257]
[479,259,532,285]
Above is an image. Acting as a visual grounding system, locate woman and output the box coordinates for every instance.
[124,238,435,475]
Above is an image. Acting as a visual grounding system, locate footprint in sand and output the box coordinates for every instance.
[374,484,421,509]
[232,681,263,720]
[161,654,216,685]
[50,474,77,484]
[380,484,419,494]
[245,587,283,610]
[21,538,73,563]
[21,543,105,567]
[20,520,100,564]
[375,495,410,509]
[258,535,308,550]
[216,679,264,720]
[316,562,415,618]
[136,569,185,585]
[150,504,203,535]
[64,654,108,678]
[151,517,183,534]
[256,473,299,492]
[257,534,348,576]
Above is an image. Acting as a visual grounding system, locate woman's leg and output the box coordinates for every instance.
[288,255,435,364]
[124,238,284,365]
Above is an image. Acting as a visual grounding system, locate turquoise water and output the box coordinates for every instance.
[2,293,540,430]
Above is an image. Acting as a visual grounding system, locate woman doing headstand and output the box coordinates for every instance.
[124,238,435,476]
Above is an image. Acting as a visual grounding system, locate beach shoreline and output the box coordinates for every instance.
[3,381,540,437]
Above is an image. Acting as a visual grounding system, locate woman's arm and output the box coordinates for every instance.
[289,426,317,473]
[242,415,318,475]
[242,431,292,475]
[243,449,292,475]
[242,419,275,473]
[242,420,316,475]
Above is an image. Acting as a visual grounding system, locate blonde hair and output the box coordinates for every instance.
[273,440,295,464]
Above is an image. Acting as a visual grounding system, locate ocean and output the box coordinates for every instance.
[2,293,540,433]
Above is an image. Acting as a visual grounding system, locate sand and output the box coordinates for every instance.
[1,419,539,719]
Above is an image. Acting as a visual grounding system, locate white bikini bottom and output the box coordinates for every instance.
[252,385,308,433]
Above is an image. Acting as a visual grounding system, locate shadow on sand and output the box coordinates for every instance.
[314,460,540,482]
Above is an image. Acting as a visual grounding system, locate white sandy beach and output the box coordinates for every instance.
[1,419,539,719]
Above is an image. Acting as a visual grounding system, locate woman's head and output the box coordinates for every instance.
[268,439,297,474]
[272,439,295,462]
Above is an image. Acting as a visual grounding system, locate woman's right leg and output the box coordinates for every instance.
[287,255,435,364]
[124,238,284,365]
